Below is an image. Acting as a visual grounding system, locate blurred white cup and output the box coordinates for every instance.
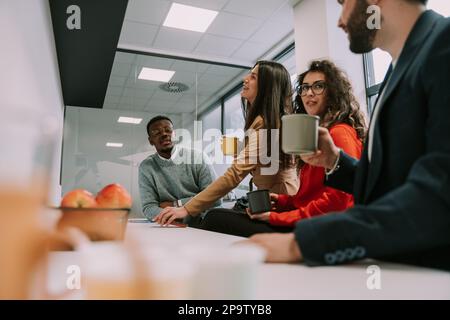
[81,242,138,299]
[180,244,266,299]
[135,246,194,299]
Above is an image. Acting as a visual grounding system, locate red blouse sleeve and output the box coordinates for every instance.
[269,124,362,227]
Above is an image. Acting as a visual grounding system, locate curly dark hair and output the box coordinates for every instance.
[295,60,367,141]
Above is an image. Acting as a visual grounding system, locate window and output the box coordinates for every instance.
[223,92,245,138]
[428,0,450,17]
[200,104,221,158]
[364,1,450,114]
[201,104,221,135]
[372,49,391,86]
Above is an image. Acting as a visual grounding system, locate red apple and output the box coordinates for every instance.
[61,189,97,208]
[96,183,132,208]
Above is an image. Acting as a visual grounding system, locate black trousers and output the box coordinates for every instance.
[200,208,293,238]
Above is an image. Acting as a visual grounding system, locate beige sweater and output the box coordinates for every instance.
[184,116,299,215]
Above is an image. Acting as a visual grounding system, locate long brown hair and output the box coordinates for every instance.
[243,60,295,169]
[295,60,367,141]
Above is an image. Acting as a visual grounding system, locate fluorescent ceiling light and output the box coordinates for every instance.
[106,142,123,148]
[118,116,142,124]
[138,67,175,82]
[163,3,218,33]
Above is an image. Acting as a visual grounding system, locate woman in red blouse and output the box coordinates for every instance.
[253,60,367,227]
[201,59,367,237]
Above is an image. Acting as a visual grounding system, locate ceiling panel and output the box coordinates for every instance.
[223,0,287,20]
[122,87,155,99]
[125,0,171,25]
[101,0,296,114]
[108,76,128,87]
[153,27,204,52]
[107,0,295,115]
[119,21,159,47]
[134,54,174,69]
[125,77,162,90]
[268,2,294,24]
[151,90,184,102]
[105,86,124,96]
[205,64,245,76]
[104,95,121,104]
[119,96,149,108]
[231,41,268,62]
[145,98,180,112]
[118,0,293,66]
[249,21,292,45]
[174,0,229,11]
[171,70,196,86]
[170,60,210,73]
[206,12,262,40]
[194,34,243,57]
[114,51,136,63]
[111,62,133,77]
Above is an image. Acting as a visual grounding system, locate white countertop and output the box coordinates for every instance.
[46,222,450,300]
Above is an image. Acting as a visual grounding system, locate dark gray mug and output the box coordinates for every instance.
[282,114,319,155]
[247,190,271,214]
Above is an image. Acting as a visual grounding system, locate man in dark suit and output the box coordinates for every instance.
[246,0,450,270]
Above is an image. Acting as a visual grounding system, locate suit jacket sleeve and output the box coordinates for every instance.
[294,23,450,266]
[324,150,359,195]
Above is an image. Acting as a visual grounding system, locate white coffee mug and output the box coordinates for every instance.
[180,244,265,299]
[282,114,319,155]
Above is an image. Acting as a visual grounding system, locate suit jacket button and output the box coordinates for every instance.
[345,248,356,260]
[324,253,337,265]
[354,246,366,258]
[335,250,346,263]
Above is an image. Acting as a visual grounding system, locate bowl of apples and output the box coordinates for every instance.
[56,184,132,241]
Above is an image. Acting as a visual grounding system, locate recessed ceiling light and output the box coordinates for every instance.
[138,67,175,82]
[118,117,142,124]
[106,142,123,148]
[163,3,218,33]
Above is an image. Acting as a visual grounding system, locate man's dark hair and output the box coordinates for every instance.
[146,115,173,136]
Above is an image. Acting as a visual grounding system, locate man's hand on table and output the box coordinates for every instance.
[242,233,303,263]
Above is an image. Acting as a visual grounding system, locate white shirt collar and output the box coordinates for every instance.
[157,145,178,161]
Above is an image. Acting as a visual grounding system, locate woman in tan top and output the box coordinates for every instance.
[154,61,299,225]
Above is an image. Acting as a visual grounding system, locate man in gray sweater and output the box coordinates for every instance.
[138,115,221,225]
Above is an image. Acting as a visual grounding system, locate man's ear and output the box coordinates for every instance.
[148,136,154,146]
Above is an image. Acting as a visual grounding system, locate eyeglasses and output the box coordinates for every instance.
[150,127,173,137]
[299,81,326,96]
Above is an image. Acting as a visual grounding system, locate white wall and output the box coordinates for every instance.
[293,0,368,116]
[0,0,64,205]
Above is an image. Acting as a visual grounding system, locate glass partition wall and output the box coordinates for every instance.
[61,51,248,216]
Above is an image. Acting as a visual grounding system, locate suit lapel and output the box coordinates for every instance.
[363,11,441,203]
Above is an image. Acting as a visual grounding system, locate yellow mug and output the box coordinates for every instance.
[221,136,239,156]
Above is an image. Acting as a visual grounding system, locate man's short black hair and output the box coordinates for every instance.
[146,115,173,136]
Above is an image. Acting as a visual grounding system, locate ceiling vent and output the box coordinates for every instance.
[159,82,189,93]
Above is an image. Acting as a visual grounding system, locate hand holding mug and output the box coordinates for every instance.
[269,193,280,211]
[245,208,270,222]
[300,127,340,169]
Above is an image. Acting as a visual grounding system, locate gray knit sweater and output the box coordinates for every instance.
[138,146,221,220]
